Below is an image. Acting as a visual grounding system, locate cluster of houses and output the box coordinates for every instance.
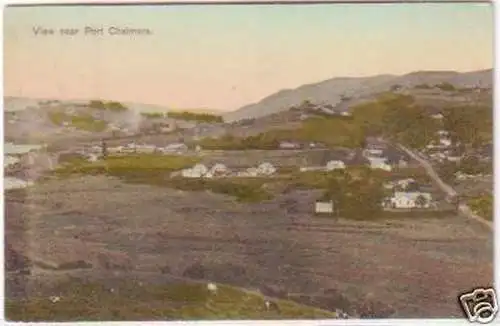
[422,129,464,163]
[175,162,278,179]
[362,139,410,172]
[381,178,434,209]
[299,159,346,172]
[278,140,328,150]
[88,142,192,156]
[314,177,435,214]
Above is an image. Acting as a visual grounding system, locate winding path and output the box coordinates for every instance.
[397,143,493,231]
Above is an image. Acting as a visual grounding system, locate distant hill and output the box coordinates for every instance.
[224,69,493,122]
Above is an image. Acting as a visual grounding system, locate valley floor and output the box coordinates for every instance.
[5,175,493,319]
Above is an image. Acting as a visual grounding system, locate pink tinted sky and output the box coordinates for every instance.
[4,3,493,111]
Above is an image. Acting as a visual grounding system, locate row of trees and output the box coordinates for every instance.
[198,134,280,150]
[350,93,439,149]
[167,111,224,123]
[89,100,128,112]
[320,170,386,220]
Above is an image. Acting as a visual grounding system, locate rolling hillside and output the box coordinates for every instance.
[224,69,492,122]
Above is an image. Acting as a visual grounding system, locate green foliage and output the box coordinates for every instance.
[199,133,280,150]
[167,177,273,203]
[54,154,199,177]
[141,112,166,119]
[48,112,107,132]
[437,161,460,183]
[468,194,493,221]
[5,280,335,321]
[414,83,431,89]
[168,111,223,123]
[89,100,128,112]
[200,115,363,150]
[442,105,493,147]
[322,170,385,220]
[459,155,490,175]
[435,82,456,91]
[382,102,439,149]
[350,93,438,149]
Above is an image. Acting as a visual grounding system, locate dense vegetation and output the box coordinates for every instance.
[319,169,386,220]
[6,279,335,321]
[442,105,493,148]
[199,115,363,150]
[89,100,128,112]
[168,111,224,123]
[468,194,493,221]
[48,112,108,132]
[351,93,439,149]
[141,112,166,119]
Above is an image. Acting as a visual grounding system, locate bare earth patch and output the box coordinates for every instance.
[5,175,493,318]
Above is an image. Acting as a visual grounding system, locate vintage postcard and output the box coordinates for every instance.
[3,1,494,322]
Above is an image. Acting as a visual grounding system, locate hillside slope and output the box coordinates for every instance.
[224,69,492,122]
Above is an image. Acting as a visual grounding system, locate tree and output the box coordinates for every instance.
[107,101,128,112]
[89,100,105,109]
[415,195,428,208]
[435,82,456,91]
[101,140,108,158]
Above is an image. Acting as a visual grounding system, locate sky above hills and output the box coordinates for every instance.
[4,3,493,111]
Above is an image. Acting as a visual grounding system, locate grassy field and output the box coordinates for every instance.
[48,112,107,132]
[468,194,493,221]
[53,155,273,203]
[6,279,336,321]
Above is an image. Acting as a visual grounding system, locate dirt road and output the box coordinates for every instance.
[397,144,493,231]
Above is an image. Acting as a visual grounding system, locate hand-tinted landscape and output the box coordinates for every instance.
[4,2,494,321]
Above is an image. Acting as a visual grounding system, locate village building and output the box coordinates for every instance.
[209,163,230,177]
[162,143,188,153]
[279,141,301,150]
[439,138,452,148]
[181,163,208,178]
[385,191,433,209]
[237,167,259,177]
[325,160,346,171]
[314,201,334,215]
[367,157,392,171]
[257,162,277,176]
[431,113,444,120]
[300,166,324,172]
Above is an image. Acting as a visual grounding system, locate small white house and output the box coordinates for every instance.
[182,164,208,178]
[163,143,188,153]
[315,201,334,214]
[237,167,259,177]
[279,141,300,150]
[364,149,384,157]
[437,130,450,137]
[439,138,452,147]
[396,178,416,189]
[325,160,346,171]
[446,155,462,162]
[87,153,100,162]
[257,162,276,176]
[431,113,444,120]
[388,191,432,209]
[368,157,392,171]
[300,166,323,172]
[209,163,230,177]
